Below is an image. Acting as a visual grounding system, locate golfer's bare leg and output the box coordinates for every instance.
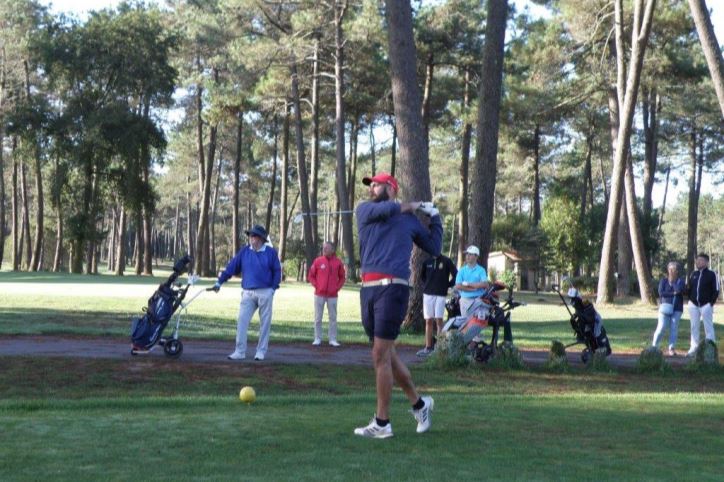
[372,337,395,420]
[390,346,420,404]
[435,318,443,335]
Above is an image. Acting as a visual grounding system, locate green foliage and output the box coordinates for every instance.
[500,270,517,290]
[685,340,721,373]
[637,347,672,374]
[486,342,526,370]
[587,351,614,373]
[544,340,569,372]
[426,331,470,369]
[540,195,588,274]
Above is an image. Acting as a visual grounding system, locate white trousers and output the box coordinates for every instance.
[314,295,338,342]
[688,301,715,352]
[235,288,274,357]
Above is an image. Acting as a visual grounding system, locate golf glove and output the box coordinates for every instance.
[417,202,439,217]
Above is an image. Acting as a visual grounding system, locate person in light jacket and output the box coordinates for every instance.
[652,261,685,356]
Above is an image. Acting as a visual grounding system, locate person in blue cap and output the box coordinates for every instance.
[212,225,282,361]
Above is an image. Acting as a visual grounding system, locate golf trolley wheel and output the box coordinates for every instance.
[581,348,591,364]
[164,339,183,358]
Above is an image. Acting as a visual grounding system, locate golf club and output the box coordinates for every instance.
[293,210,354,224]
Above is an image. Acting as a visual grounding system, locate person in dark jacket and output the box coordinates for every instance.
[686,253,720,356]
[416,254,457,357]
[652,261,685,356]
[308,241,346,346]
[353,172,442,439]
[212,225,282,362]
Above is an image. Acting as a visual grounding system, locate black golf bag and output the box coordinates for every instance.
[569,295,612,363]
[130,256,192,356]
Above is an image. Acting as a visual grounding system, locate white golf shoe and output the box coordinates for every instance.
[227,351,245,360]
[353,418,393,439]
[312,339,322,346]
[412,396,434,433]
[329,340,341,347]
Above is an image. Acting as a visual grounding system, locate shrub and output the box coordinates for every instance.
[544,340,569,372]
[426,331,470,369]
[486,342,526,370]
[587,350,613,373]
[685,340,721,373]
[637,347,671,374]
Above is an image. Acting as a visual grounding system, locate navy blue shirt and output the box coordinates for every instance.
[658,277,685,313]
[356,200,443,280]
[217,245,282,290]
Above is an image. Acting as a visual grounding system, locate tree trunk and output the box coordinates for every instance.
[458,67,472,267]
[641,87,659,222]
[115,205,126,276]
[347,117,359,210]
[11,138,19,270]
[279,104,290,262]
[20,159,31,270]
[232,111,242,254]
[335,0,357,281]
[52,162,63,273]
[624,151,655,303]
[0,49,5,270]
[265,116,278,234]
[142,168,153,276]
[421,52,434,149]
[107,207,116,271]
[134,208,143,275]
[385,0,434,331]
[616,202,632,296]
[369,118,376,175]
[25,61,43,272]
[686,129,699,275]
[656,165,671,238]
[597,0,657,303]
[688,0,724,116]
[580,131,594,224]
[310,38,321,250]
[210,147,223,274]
[469,0,509,269]
[390,115,397,176]
[185,180,194,260]
[532,124,541,225]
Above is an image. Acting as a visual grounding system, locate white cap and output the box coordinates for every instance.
[465,245,480,256]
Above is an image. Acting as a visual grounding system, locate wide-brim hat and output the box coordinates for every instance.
[362,172,399,193]
[245,225,269,241]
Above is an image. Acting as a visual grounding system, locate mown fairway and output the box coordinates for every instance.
[1,270,722,352]
[1,271,723,481]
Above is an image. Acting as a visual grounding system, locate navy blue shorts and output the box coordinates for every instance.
[360,284,410,341]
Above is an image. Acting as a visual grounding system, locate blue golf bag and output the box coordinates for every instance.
[130,256,192,357]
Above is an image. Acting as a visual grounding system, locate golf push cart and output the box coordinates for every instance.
[552,278,612,364]
[130,255,213,358]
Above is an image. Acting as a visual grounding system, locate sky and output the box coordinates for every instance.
[40,0,723,208]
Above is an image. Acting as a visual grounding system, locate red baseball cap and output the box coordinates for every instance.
[362,172,399,193]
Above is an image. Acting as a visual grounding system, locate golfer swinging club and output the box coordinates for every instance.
[354,172,442,438]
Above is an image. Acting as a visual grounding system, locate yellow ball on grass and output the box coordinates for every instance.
[239,386,256,404]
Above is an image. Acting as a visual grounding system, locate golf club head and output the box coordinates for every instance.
[551,284,560,292]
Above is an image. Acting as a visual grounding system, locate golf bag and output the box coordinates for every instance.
[553,285,612,363]
[130,255,193,356]
[442,282,523,363]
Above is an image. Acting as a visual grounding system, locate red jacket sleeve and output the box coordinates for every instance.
[308,259,317,286]
[336,260,346,292]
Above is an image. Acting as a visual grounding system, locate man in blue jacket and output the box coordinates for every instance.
[212,225,282,361]
[353,172,443,439]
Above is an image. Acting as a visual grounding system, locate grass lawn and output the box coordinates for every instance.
[1,357,723,481]
[1,271,724,480]
[1,269,722,352]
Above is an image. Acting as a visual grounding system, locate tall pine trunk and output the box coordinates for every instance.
[385,0,433,330]
[20,159,31,270]
[686,129,699,275]
[469,0,509,268]
[11,138,19,271]
[688,0,724,115]
[265,116,278,233]
[115,206,126,276]
[290,61,316,272]
[232,112,242,254]
[457,67,472,267]
[334,0,357,281]
[279,104,290,263]
[310,38,321,250]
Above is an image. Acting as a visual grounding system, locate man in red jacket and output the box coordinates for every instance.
[308,241,347,346]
